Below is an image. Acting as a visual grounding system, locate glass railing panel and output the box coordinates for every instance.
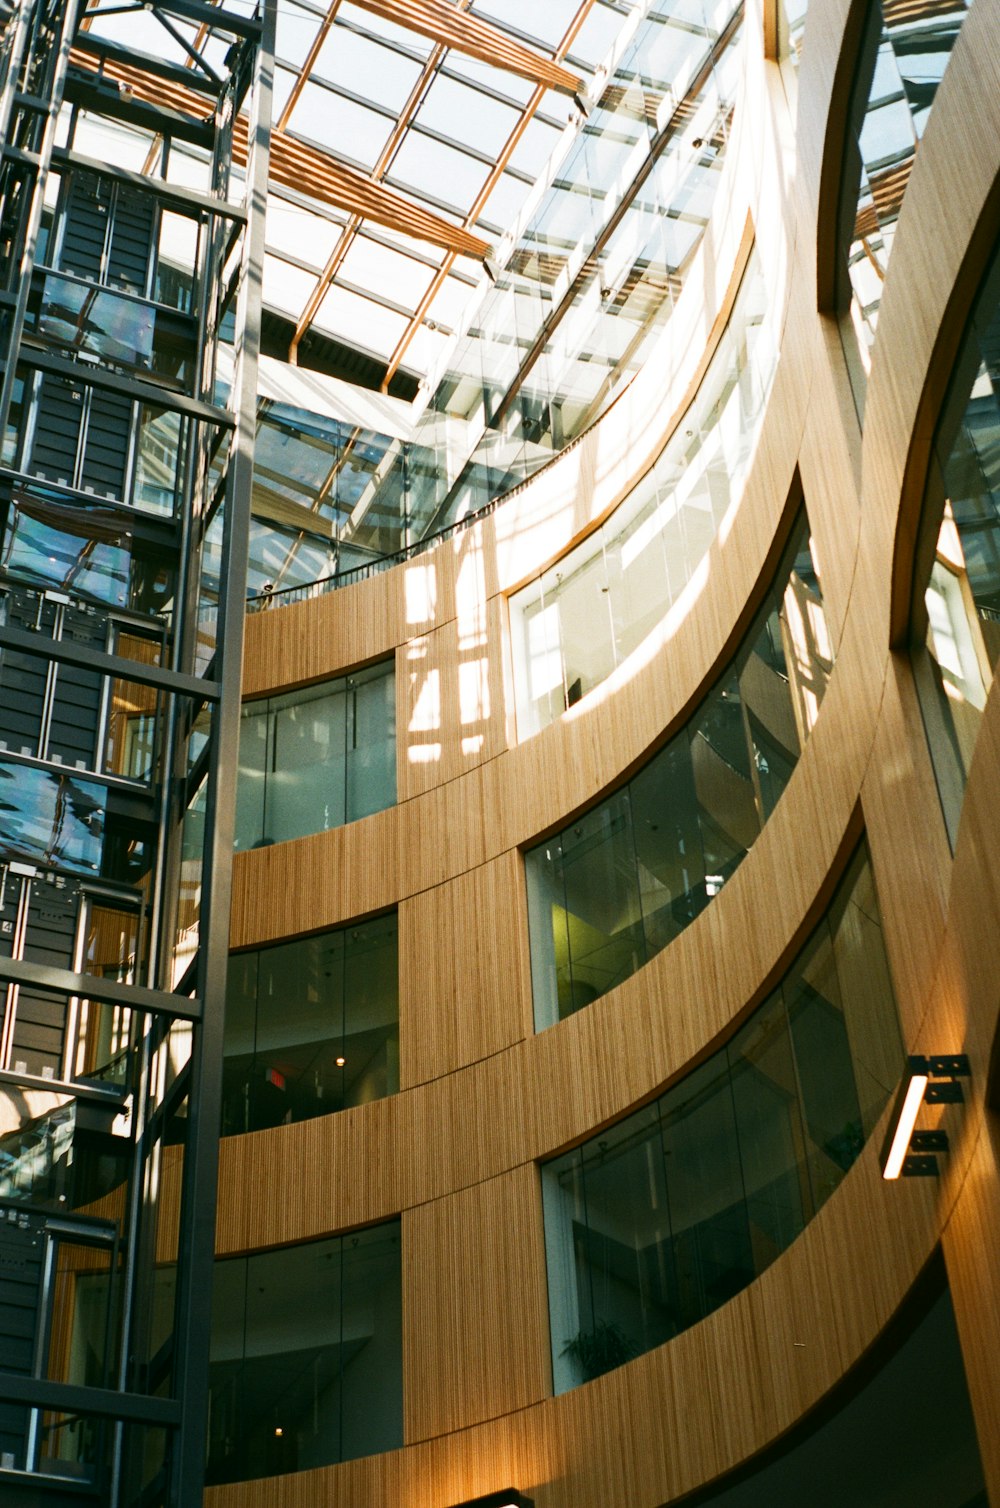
[543,844,903,1393]
[512,247,777,739]
[840,0,970,401]
[207,1221,403,1484]
[912,246,1000,848]
[526,513,830,1028]
[221,913,399,1135]
[235,657,396,851]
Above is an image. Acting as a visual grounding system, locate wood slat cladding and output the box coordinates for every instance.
[212,3,1000,1505]
[403,1165,551,1441]
[399,849,532,1086]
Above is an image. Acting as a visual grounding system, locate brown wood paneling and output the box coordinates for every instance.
[403,1165,550,1441]
[400,848,532,1087]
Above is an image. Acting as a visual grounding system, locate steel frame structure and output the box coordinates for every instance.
[0,0,273,1503]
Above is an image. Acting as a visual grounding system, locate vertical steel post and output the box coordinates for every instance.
[171,1,275,1501]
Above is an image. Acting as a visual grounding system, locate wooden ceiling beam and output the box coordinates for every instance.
[351,0,582,96]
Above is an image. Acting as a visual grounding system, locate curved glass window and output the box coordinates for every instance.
[542,845,902,1394]
[511,248,778,736]
[222,913,399,1136]
[840,0,969,400]
[207,1222,402,1485]
[912,248,1000,849]
[526,514,831,1027]
[235,658,396,851]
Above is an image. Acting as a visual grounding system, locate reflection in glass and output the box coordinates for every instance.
[207,1222,403,1484]
[511,248,779,736]
[526,515,831,1027]
[912,248,1000,847]
[222,913,399,1134]
[103,630,162,782]
[542,846,902,1393]
[0,761,104,873]
[0,488,176,617]
[840,0,969,398]
[39,273,154,371]
[235,658,396,850]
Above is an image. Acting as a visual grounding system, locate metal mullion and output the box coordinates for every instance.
[15,346,235,427]
[0,954,202,1021]
[0,1371,180,1427]
[53,147,247,223]
[170,3,275,1499]
[34,602,63,758]
[0,0,84,446]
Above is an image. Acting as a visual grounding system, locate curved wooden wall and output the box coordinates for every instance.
[207,0,1000,1503]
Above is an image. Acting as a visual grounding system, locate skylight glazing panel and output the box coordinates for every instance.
[266,195,341,271]
[446,54,539,107]
[506,117,565,178]
[337,238,439,312]
[423,273,481,333]
[567,4,629,69]
[416,75,521,157]
[84,8,195,64]
[337,2,434,58]
[275,1,321,68]
[388,134,490,215]
[473,0,584,50]
[272,65,297,123]
[316,284,411,361]
[289,82,394,171]
[315,25,425,112]
[474,172,537,237]
[263,255,318,317]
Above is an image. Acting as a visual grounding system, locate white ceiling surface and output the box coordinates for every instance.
[78,0,640,387]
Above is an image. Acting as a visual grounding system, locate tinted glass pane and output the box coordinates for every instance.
[728,992,812,1272]
[659,1055,753,1330]
[207,1223,402,1485]
[346,663,396,821]
[528,516,828,1024]
[221,914,399,1135]
[543,845,902,1394]
[235,659,395,850]
[559,789,645,1011]
[913,251,1000,846]
[630,735,704,953]
[785,929,864,1208]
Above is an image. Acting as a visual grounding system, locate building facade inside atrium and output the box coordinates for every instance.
[0,0,997,1505]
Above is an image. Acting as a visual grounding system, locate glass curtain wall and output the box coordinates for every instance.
[222,914,399,1134]
[207,1222,403,1485]
[911,247,1000,849]
[526,514,831,1026]
[511,246,778,736]
[245,1,746,605]
[542,845,902,1393]
[839,0,969,402]
[235,658,396,850]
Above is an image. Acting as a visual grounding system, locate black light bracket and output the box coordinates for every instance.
[882,1054,971,1180]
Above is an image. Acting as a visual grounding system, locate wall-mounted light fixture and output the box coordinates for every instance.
[881,1054,970,1180]
[450,1493,535,1508]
